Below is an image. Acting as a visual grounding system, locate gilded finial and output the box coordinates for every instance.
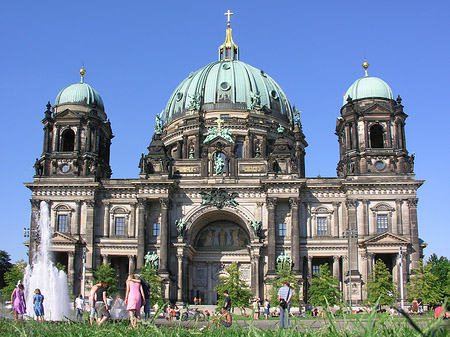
[224,9,233,27]
[80,65,86,83]
[362,58,369,76]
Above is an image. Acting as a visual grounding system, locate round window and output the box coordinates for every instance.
[176,92,183,101]
[61,164,71,173]
[374,161,385,171]
[222,63,230,70]
[220,82,231,91]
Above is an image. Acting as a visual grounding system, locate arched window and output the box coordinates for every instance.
[369,124,384,148]
[61,129,75,152]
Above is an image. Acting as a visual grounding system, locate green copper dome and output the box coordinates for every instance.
[343,75,393,105]
[55,81,105,110]
[163,60,294,126]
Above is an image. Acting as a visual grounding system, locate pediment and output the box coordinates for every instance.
[51,232,78,244]
[362,103,390,114]
[359,232,410,247]
[54,108,80,119]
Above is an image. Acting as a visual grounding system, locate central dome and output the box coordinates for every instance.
[163,59,293,126]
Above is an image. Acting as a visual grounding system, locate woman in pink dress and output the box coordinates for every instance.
[125,274,145,328]
[11,283,26,321]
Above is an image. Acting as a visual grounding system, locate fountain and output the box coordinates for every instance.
[23,201,71,320]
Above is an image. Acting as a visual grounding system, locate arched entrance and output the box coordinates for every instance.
[185,209,253,305]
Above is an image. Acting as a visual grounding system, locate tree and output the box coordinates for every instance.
[407,259,442,306]
[93,263,117,295]
[308,263,341,307]
[266,262,301,308]
[214,262,253,311]
[427,254,450,299]
[364,259,396,306]
[139,264,163,307]
[1,260,26,298]
[0,250,13,289]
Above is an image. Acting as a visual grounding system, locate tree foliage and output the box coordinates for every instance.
[427,254,450,299]
[93,263,117,295]
[308,263,341,307]
[407,259,442,305]
[266,262,301,307]
[214,262,253,310]
[0,250,13,289]
[139,264,164,307]
[364,259,396,306]
[1,260,26,298]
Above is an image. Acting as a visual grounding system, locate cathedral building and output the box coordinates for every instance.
[25,15,424,304]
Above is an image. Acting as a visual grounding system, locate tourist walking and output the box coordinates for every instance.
[75,294,85,321]
[11,283,26,321]
[277,281,293,329]
[252,298,260,319]
[89,280,102,325]
[125,274,145,328]
[95,281,111,325]
[140,277,151,319]
[264,299,271,319]
[33,289,45,322]
[223,290,231,311]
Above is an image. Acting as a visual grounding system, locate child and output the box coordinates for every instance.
[11,283,26,321]
[33,288,45,322]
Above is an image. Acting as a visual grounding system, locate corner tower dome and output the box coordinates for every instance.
[54,67,106,118]
[343,60,393,105]
[163,12,293,126]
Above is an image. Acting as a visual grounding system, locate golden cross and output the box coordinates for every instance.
[224,10,234,27]
[215,116,224,129]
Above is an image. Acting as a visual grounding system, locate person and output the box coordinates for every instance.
[140,277,151,319]
[252,298,260,319]
[111,295,125,320]
[194,297,198,306]
[277,281,293,329]
[125,274,145,328]
[417,298,423,314]
[11,283,26,321]
[312,308,319,317]
[223,291,231,311]
[211,307,232,328]
[412,298,419,314]
[33,288,44,322]
[199,297,202,305]
[89,281,102,325]
[264,299,271,319]
[174,305,180,320]
[95,281,111,325]
[75,294,86,321]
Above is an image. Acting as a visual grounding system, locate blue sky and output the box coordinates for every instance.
[0,0,448,263]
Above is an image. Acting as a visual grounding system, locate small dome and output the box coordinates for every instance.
[55,82,105,111]
[343,75,393,105]
[163,60,293,126]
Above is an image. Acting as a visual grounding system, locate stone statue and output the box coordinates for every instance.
[34,158,42,176]
[293,106,302,127]
[175,219,187,238]
[188,146,195,159]
[154,110,163,135]
[277,124,285,134]
[138,153,147,173]
[250,220,262,237]
[276,252,292,267]
[249,91,261,110]
[144,251,159,269]
[214,153,224,176]
[188,94,201,111]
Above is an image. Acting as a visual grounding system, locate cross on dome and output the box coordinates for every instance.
[224,10,233,27]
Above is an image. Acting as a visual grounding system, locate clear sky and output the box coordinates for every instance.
[0,0,448,263]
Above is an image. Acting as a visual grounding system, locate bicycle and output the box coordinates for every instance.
[181,307,205,322]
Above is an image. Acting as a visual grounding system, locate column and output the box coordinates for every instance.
[332,202,339,238]
[29,199,41,264]
[104,202,111,237]
[300,202,308,238]
[346,200,358,271]
[307,256,313,280]
[175,245,185,303]
[67,251,75,291]
[333,256,340,281]
[72,201,81,237]
[53,125,60,152]
[360,253,368,283]
[367,253,374,277]
[250,245,262,298]
[357,199,365,237]
[402,200,411,238]
[266,197,277,274]
[290,198,300,273]
[395,199,402,235]
[159,198,170,273]
[102,254,110,265]
[129,202,136,237]
[408,198,420,270]
[136,198,147,269]
[362,200,369,236]
[128,255,136,274]
[84,200,96,275]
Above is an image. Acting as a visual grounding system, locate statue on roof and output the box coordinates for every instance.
[155,110,163,135]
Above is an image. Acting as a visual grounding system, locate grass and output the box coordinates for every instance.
[0,311,449,337]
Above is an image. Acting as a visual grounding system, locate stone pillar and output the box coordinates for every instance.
[357,199,365,238]
[129,202,136,238]
[159,198,170,274]
[136,198,147,269]
[307,256,313,280]
[29,199,41,264]
[175,243,186,303]
[53,125,60,152]
[67,251,75,291]
[408,198,420,270]
[128,255,136,274]
[360,253,368,283]
[362,200,369,237]
[333,255,340,281]
[395,199,402,235]
[250,244,263,298]
[104,202,111,237]
[102,254,110,265]
[290,198,300,273]
[367,253,374,277]
[300,202,308,238]
[84,200,96,275]
[72,201,81,237]
[346,200,358,271]
[266,197,277,274]
[332,202,340,238]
